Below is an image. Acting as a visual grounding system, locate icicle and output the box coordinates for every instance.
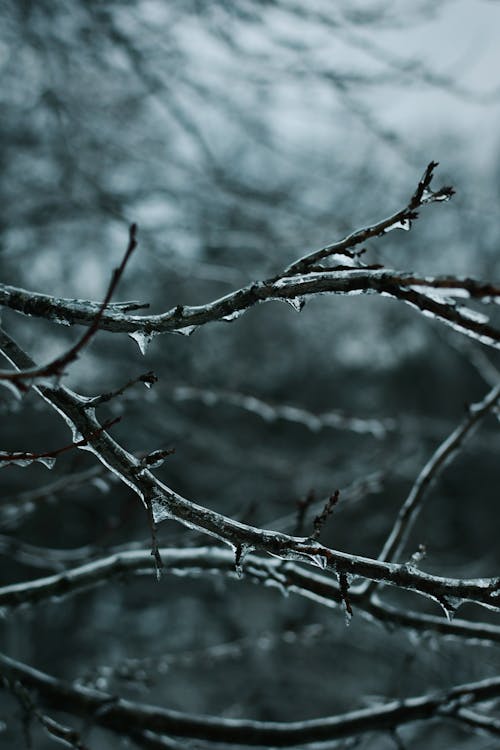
[437,595,462,622]
[37,457,56,470]
[0,454,56,470]
[385,218,411,232]
[221,309,245,322]
[128,331,156,355]
[309,553,328,570]
[283,296,306,313]
[174,325,198,337]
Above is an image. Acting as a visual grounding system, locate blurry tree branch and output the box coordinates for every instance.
[2,652,500,747]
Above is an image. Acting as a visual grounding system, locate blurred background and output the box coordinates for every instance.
[1,1,500,747]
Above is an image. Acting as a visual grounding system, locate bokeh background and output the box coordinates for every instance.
[1,1,500,747]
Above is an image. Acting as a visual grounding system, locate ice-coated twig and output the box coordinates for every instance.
[1,545,499,643]
[2,652,500,746]
[1,327,499,611]
[449,707,500,737]
[376,382,500,567]
[2,269,500,346]
[0,223,138,387]
[85,370,158,407]
[174,386,395,438]
[282,161,453,276]
[0,416,121,469]
[2,166,500,351]
[2,269,500,349]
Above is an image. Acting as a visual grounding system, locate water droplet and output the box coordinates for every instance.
[128,331,155,355]
[174,325,197,337]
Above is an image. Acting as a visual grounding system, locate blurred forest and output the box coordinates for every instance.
[1,1,500,748]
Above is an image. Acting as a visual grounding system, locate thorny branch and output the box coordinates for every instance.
[1,163,500,746]
[1,328,499,613]
[2,165,500,352]
[2,546,499,644]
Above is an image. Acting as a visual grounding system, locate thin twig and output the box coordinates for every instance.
[0,223,138,386]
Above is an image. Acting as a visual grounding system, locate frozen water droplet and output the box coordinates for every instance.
[128,331,155,355]
[284,296,306,312]
[310,553,328,570]
[386,218,411,233]
[38,457,56,470]
[174,325,197,337]
[438,596,460,622]
[222,309,245,322]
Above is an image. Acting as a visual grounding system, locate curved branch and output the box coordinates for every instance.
[2,270,499,347]
[1,652,500,746]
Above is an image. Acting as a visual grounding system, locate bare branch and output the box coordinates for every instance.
[2,652,500,746]
[174,386,394,438]
[283,161,453,276]
[2,166,500,351]
[377,382,500,566]
[312,491,340,540]
[1,327,499,612]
